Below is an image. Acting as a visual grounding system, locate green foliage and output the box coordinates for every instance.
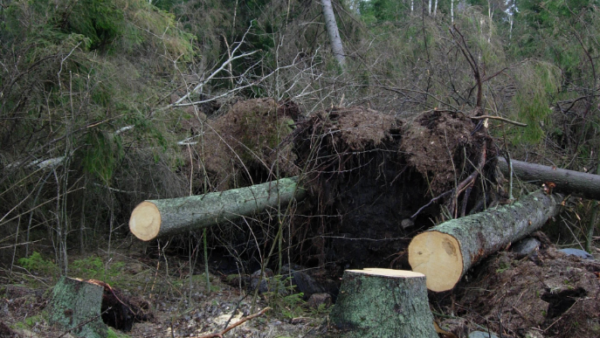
[81,130,123,183]
[18,252,59,275]
[12,314,45,330]
[59,0,125,49]
[108,327,131,338]
[357,0,411,25]
[264,276,306,319]
[71,256,126,285]
[511,62,561,144]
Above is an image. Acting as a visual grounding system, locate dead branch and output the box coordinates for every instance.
[194,307,271,338]
[450,25,482,111]
[471,115,527,127]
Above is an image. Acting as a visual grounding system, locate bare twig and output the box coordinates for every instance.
[470,115,527,127]
[172,25,257,106]
[450,25,483,110]
[194,307,271,338]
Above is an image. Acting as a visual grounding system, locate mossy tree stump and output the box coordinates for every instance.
[49,276,107,338]
[329,269,437,338]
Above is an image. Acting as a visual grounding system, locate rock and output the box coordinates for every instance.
[306,293,332,309]
[558,248,594,260]
[469,330,499,338]
[280,264,325,298]
[247,269,286,294]
[401,219,414,229]
[290,317,311,324]
[512,237,540,256]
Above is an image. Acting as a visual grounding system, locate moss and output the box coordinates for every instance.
[107,327,130,338]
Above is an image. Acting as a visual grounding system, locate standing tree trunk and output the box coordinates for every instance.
[321,0,346,68]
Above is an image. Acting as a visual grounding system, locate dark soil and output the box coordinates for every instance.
[446,233,600,338]
[290,107,496,273]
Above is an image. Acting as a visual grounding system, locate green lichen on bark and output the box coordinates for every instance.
[330,271,437,338]
[49,277,108,338]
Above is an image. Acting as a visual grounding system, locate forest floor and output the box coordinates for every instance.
[1,235,599,338]
[0,241,325,338]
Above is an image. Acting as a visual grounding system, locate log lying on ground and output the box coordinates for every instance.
[129,177,305,241]
[408,190,562,292]
[330,268,438,338]
[498,157,600,200]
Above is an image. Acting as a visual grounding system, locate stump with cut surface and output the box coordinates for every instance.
[329,269,437,338]
[49,277,108,338]
[408,190,563,292]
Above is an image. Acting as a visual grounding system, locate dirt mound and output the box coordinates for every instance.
[401,110,487,194]
[189,98,300,191]
[453,234,600,337]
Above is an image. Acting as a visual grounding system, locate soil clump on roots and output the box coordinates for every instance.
[291,107,496,271]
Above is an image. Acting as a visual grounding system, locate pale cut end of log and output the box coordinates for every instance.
[408,231,463,292]
[129,201,161,241]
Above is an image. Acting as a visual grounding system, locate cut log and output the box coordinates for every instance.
[498,157,600,200]
[129,177,305,241]
[329,269,438,338]
[408,190,562,292]
[49,277,108,338]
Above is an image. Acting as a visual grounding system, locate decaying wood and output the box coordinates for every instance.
[408,190,563,292]
[129,177,305,241]
[498,157,600,200]
[330,269,438,338]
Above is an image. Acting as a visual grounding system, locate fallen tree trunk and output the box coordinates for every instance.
[408,190,563,292]
[498,157,600,200]
[129,177,305,241]
[329,269,438,338]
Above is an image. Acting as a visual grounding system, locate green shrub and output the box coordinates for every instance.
[18,252,58,275]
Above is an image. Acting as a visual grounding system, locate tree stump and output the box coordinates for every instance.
[49,277,108,338]
[329,269,437,338]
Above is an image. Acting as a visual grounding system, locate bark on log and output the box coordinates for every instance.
[129,177,305,241]
[408,190,562,292]
[498,157,600,200]
[329,269,438,338]
[49,277,108,338]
